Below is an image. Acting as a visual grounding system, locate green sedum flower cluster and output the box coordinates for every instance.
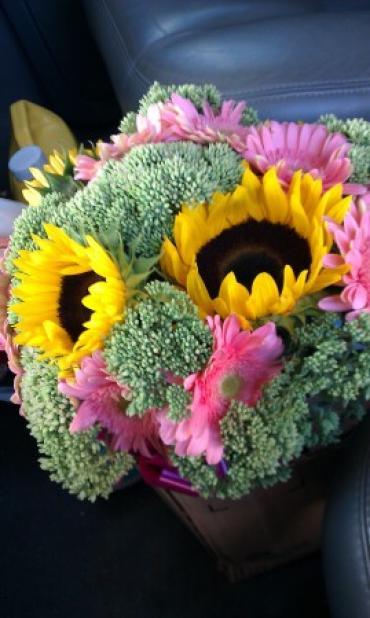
[104,142,243,256]
[20,349,134,501]
[135,82,222,117]
[320,113,370,184]
[105,282,213,415]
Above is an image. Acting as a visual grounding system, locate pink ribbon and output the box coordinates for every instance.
[137,452,228,496]
[137,453,199,496]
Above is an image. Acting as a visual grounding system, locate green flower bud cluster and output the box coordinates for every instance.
[136,81,222,116]
[119,111,137,134]
[6,141,243,272]
[20,349,133,501]
[104,282,213,416]
[319,113,370,184]
[106,142,243,256]
[166,385,192,422]
[241,106,259,127]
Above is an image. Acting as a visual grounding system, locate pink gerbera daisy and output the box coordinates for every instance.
[104,102,178,157]
[74,154,104,181]
[319,194,370,320]
[160,94,248,151]
[74,102,176,181]
[243,121,352,189]
[74,95,251,182]
[158,315,283,465]
[58,351,159,456]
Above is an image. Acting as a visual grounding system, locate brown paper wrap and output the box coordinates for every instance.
[156,446,339,581]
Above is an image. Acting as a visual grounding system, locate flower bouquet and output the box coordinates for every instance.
[3,82,370,577]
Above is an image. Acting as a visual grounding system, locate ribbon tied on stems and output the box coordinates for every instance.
[136,450,228,497]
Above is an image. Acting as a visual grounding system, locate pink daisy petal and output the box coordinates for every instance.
[59,351,159,456]
[318,295,352,312]
[321,195,370,319]
[157,315,283,465]
[323,254,345,268]
[243,122,351,189]
[74,155,103,181]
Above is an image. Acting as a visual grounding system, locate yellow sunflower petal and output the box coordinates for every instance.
[217,272,250,316]
[300,173,323,219]
[186,268,214,317]
[29,167,49,187]
[224,186,252,227]
[307,266,348,294]
[248,272,280,317]
[160,238,188,286]
[68,148,78,165]
[325,195,352,225]
[289,194,310,237]
[85,236,120,279]
[241,165,261,194]
[22,187,42,206]
[262,168,289,224]
[294,269,308,297]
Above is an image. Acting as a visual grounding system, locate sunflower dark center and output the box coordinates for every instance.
[59,271,103,342]
[196,219,311,298]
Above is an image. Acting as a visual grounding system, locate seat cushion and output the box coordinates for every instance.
[323,412,370,618]
[83,0,370,121]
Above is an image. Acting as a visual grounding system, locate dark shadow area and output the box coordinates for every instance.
[0,402,330,618]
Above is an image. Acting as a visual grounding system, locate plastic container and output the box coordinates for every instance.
[8,145,46,182]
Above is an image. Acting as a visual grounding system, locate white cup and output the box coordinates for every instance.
[0,198,24,237]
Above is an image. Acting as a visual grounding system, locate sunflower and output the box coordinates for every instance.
[22,147,99,206]
[11,224,127,377]
[22,149,78,206]
[160,166,351,328]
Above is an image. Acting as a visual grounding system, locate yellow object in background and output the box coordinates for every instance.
[9,100,77,202]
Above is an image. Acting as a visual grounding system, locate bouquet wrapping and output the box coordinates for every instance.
[2,82,370,502]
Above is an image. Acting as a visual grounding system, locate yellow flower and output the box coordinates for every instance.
[161,166,351,328]
[22,187,42,207]
[22,148,79,206]
[11,224,126,377]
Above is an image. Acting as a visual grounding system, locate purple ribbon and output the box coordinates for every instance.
[137,453,198,496]
[216,457,228,478]
[137,452,228,496]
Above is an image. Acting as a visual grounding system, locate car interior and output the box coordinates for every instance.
[1,1,370,617]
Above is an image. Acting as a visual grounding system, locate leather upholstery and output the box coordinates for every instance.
[323,414,370,618]
[0,0,121,189]
[82,0,370,120]
[0,0,120,132]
